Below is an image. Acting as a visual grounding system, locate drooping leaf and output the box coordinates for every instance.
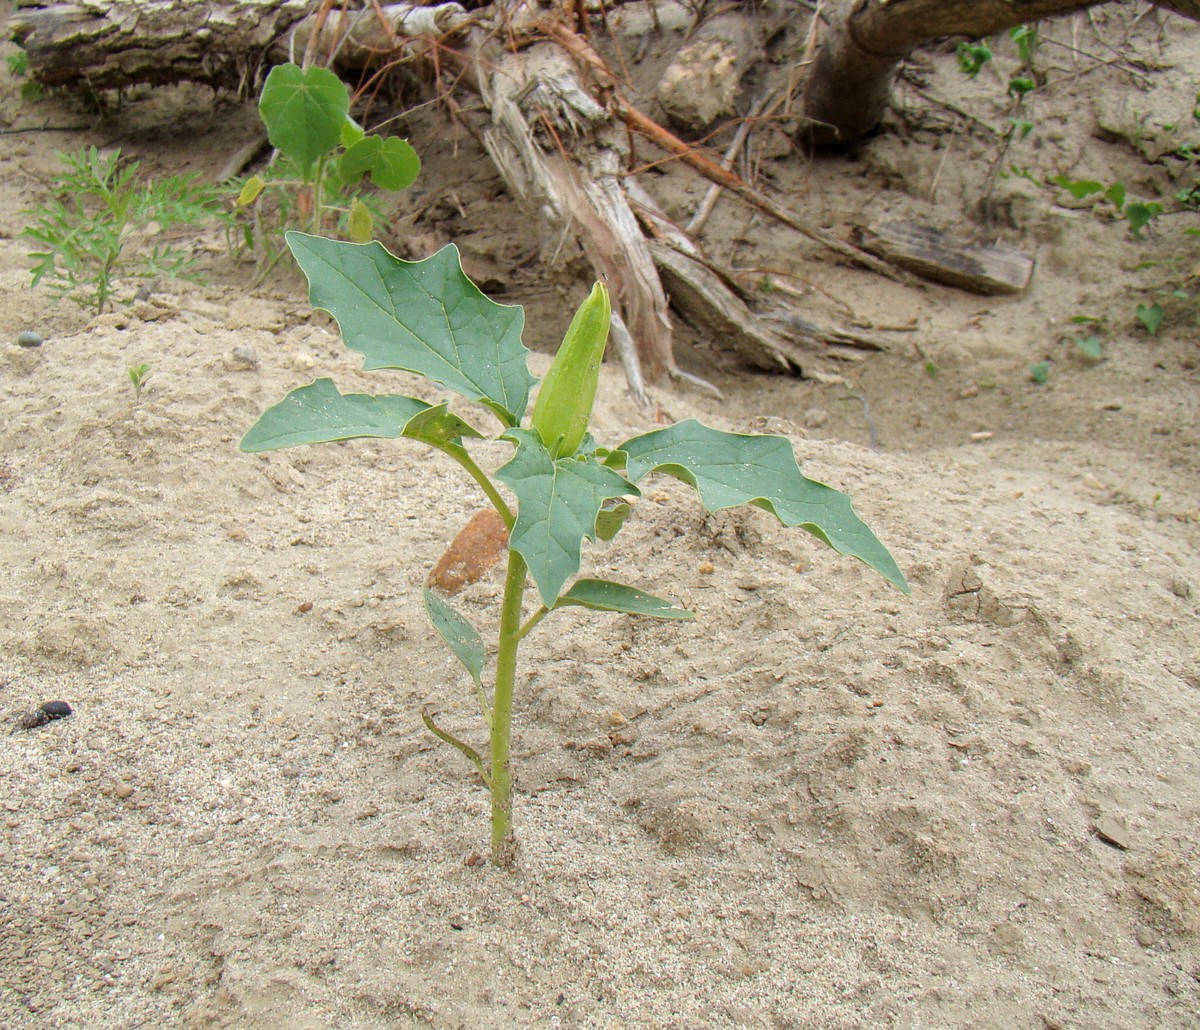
[496,429,639,606]
[285,233,535,426]
[554,579,692,620]
[594,501,631,542]
[370,137,421,191]
[258,64,349,171]
[236,175,265,207]
[348,198,372,243]
[339,134,383,184]
[610,420,908,593]
[423,588,485,688]
[239,378,482,452]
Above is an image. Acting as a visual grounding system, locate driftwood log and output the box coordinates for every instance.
[804,0,1200,146]
[8,0,476,91]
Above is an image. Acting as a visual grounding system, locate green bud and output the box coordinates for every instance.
[530,281,610,458]
[236,175,266,207]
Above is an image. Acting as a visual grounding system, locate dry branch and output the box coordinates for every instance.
[480,43,674,390]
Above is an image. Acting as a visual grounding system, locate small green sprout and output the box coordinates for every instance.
[1049,175,1163,237]
[1136,302,1164,337]
[956,41,992,78]
[241,233,908,867]
[128,362,153,398]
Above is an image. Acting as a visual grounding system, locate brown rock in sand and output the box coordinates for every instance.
[427,509,509,594]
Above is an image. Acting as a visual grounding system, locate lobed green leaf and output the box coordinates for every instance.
[338,135,383,184]
[370,137,421,191]
[286,233,535,426]
[238,377,483,453]
[610,420,908,593]
[497,429,639,607]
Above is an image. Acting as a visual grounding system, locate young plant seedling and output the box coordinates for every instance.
[235,63,420,276]
[241,233,909,867]
[128,362,152,399]
[23,147,225,314]
[1049,175,1164,237]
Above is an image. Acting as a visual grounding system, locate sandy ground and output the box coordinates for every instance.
[1,5,1199,1028]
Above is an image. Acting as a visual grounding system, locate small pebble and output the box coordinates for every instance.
[970,431,994,442]
[114,782,134,799]
[16,331,43,348]
[1094,815,1130,850]
[1169,578,1191,599]
[698,561,715,575]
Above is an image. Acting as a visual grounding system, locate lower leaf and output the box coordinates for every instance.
[554,579,692,619]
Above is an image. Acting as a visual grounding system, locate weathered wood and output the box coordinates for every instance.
[628,179,891,374]
[291,2,474,68]
[9,0,475,91]
[655,1,785,132]
[625,179,799,373]
[11,0,313,90]
[859,221,1035,295]
[480,42,674,390]
[804,0,1200,147]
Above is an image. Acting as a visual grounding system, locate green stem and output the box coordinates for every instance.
[518,606,550,640]
[312,156,327,233]
[441,444,515,531]
[489,548,527,867]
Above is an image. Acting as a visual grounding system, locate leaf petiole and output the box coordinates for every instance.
[517,606,550,641]
[421,705,491,789]
[438,444,515,532]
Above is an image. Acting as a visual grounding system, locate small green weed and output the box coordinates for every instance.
[1136,301,1165,336]
[128,362,153,399]
[5,48,43,101]
[234,63,419,277]
[23,147,225,314]
[956,41,992,78]
[1049,175,1164,237]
